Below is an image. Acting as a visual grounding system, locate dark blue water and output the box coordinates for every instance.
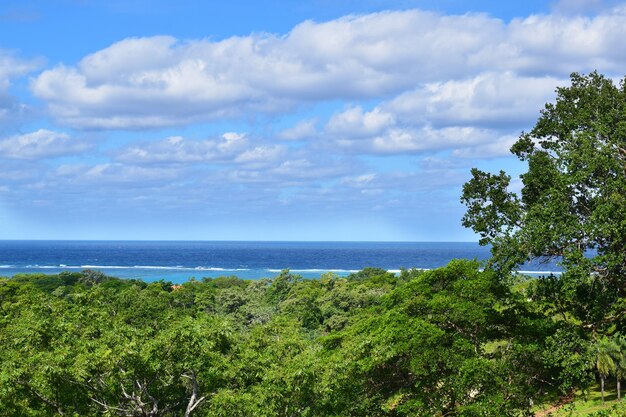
[0,241,561,283]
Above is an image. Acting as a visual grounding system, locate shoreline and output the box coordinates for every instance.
[0,265,563,284]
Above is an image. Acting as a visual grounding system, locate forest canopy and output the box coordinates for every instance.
[0,265,567,416]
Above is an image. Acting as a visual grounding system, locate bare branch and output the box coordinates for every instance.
[184,371,207,417]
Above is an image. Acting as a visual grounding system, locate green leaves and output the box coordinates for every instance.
[461,71,626,331]
[315,260,551,416]
[596,337,619,379]
[461,168,521,247]
[0,264,572,416]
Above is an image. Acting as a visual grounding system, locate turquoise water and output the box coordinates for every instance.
[0,241,561,283]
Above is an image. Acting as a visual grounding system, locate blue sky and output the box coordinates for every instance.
[0,0,624,241]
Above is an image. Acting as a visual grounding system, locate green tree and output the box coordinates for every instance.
[318,260,548,416]
[461,71,626,330]
[542,327,595,395]
[613,335,626,401]
[0,267,566,416]
[0,280,234,416]
[596,337,619,404]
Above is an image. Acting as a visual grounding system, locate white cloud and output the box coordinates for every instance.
[369,126,494,154]
[30,11,496,129]
[318,71,567,157]
[11,5,626,239]
[324,104,500,155]
[234,145,285,164]
[0,129,90,159]
[32,8,626,129]
[326,106,394,137]
[451,134,519,159]
[115,132,285,166]
[115,132,244,164]
[505,11,626,75]
[277,119,318,141]
[386,72,563,128]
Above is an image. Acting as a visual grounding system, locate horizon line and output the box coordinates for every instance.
[0,239,482,243]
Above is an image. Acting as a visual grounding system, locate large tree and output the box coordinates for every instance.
[461,72,626,329]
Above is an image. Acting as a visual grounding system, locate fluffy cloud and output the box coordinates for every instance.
[324,104,507,155]
[385,72,563,128]
[30,7,626,129]
[326,107,394,138]
[0,129,90,159]
[320,71,562,156]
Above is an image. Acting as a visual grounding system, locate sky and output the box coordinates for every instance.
[0,0,625,241]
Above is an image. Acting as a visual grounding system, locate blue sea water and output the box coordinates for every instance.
[0,241,562,284]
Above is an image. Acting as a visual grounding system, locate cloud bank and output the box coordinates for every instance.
[4,4,626,239]
[30,7,626,129]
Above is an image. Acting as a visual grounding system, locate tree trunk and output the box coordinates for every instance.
[601,376,605,404]
[184,371,206,417]
[619,377,622,401]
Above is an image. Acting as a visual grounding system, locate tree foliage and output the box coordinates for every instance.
[461,71,626,330]
[0,262,561,416]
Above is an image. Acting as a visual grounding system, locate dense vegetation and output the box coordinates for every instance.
[0,264,583,416]
[2,72,626,416]
[460,71,626,415]
[462,72,626,337]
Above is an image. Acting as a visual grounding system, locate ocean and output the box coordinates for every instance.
[0,241,562,283]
